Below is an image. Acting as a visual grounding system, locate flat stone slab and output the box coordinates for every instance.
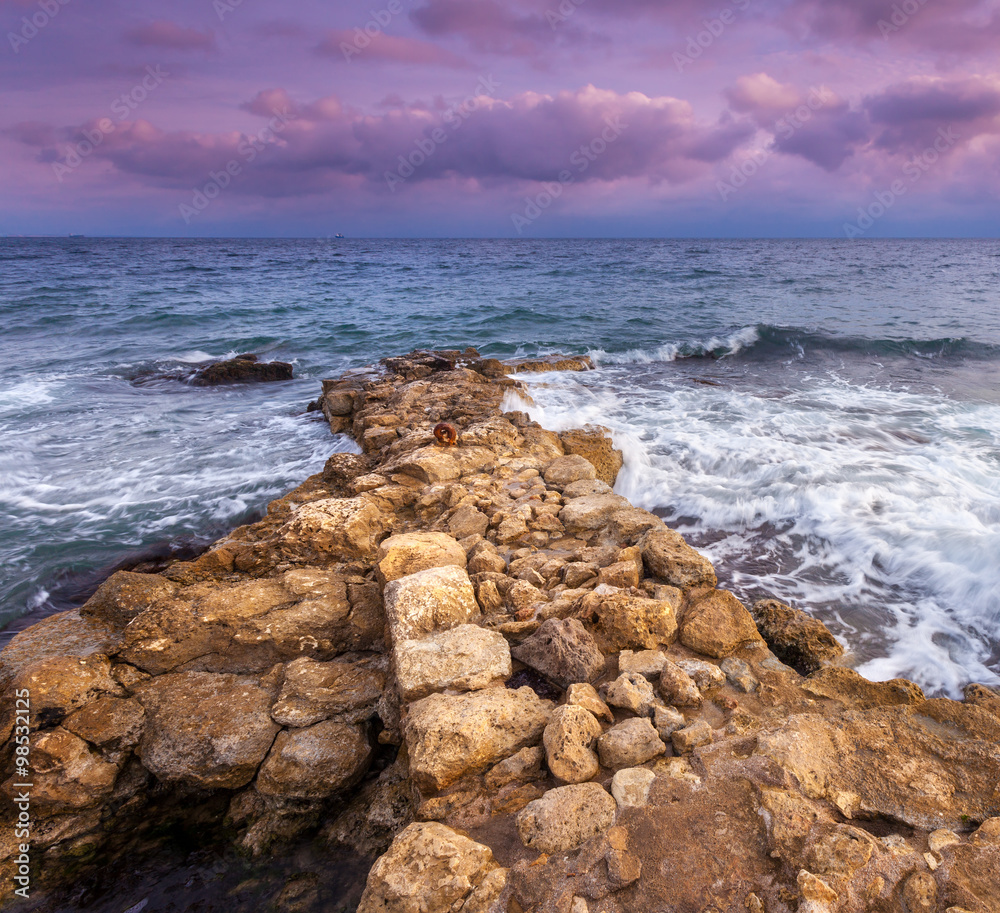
[383,565,478,644]
[394,625,511,701]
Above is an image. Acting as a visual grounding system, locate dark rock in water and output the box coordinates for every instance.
[191,354,293,386]
[751,597,844,675]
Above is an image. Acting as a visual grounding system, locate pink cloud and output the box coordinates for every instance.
[316,30,471,67]
[125,20,215,51]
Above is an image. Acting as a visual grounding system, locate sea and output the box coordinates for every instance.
[2,237,999,701]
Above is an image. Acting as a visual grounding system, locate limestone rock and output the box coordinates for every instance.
[394,625,511,702]
[80,571,177,628]
[448,505,490,540]
[680,589,763,658]
[192,355,292,386]
[653,704,686,740]
[597,717,665,769]
[598,560,640,590]
[604,672,658,716]
[720,656,759,693]
[562,479,613,499]
[675,659,726,690]
[566,682,615,723]
[559,493,632,531]
[376,531,467,583]
[516,783,617,854]
[543,454,598,489]
[657,660,703,708]
[135,672,280,789]
[404,687,551,791]
[639,527,717,589]
[485,746,545,791]
[578,590,680,652]
[802,666,925,710]
[5,653,122,730]
[671,720,713,754]
[281,497,387,559]
[356,822,506,913]
[506,579,545,614]
[751,598,844,674]
[611,768,656,809]
[543,704,603,784]
[559,427,624,488]
[384,444,496,485]
[270,657,385,727]
[562,562,598,588]
[256,720,372,799]
[383,565,478,643]
[62,695,145,763]
[618,649,668,679]
[511,618,605,689]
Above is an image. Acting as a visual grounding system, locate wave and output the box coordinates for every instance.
[589,325,1000,366]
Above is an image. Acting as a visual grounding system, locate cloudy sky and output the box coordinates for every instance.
[2,0,999,236]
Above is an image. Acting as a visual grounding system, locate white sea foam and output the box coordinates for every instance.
[522,366,1000,697]
[588,326,760,366]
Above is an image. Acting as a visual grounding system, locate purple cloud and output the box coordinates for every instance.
[124,20,215,51]
[316,30,471,67]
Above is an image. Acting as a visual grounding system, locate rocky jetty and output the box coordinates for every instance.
[2,347,999,913]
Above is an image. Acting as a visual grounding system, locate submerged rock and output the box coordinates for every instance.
[191,354,293,386]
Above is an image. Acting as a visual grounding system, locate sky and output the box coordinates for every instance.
[1,0,999,237]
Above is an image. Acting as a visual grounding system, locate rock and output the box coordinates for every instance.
[543,455,598,489]
[468,542,507,576]
[679,589,763,658]
[597,717,665,768]
[971,817,1000,844]
[750,598,844,675]
[671,720,713,754]
[448,505,490,539]
[578,590,680,652]
[566,683,615,723]
[653,704,686,740]
[511,618,605,689]
[618,649,668,679]
[928,829,961,853]
[2,727,118,813]
[559,493,632,531]
[404,687,551,791]
[394,625,511,701]
[802,666,925,709]
[485,746,545,790]
[384,444,496,485]
[559,427,624,488]
[4,654,122,730]
[281,497,387,560]
[675,659,726,690]
[135,672,280,789]
[562,562,599,588]
[562,479,613,499]
[720,657,759,693]
[356,822,506,913]
[270,658,385,727]
[62,695,145,763]
[256,720,372,799]
[506,579,545,614]
[543,704,603,784]
[383,566,478,643]
[192,355,293,386]
[598,560,640,590]
[639,527,717,589]
[604,672,658,716]
[611,768,656,809]
[80,571,177,628]
[515,783,618,854]
[657,660,703,708]
[902,871,938,912]
[964,683,1000,722]
[476,579,504,613]
[376,531,467,583]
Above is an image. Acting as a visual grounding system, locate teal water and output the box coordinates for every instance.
[2,237,999,695]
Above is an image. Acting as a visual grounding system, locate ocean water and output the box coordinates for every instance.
[2,237,999,697]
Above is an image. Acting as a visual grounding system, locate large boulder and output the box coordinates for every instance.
[376,531,467,584]
[559,427,624,488]
[404,687,552,792]
[559,493,632,532]
[639,527,717,589]
[280,497,387,560]
[80,571,177,628]
[751,598,844,675]
[543,454,598,489]
[543,704,603,784]
[383,566,478,644]
[356,822,507,913]
[135,672,280,789]
[382,445,496,486]
[191,355,293,386]
[270,657,385,727]
[579,590,680,652]
[515,783,617,854]
[511,618,605,689]
[256,720,372,799]
[394,625,511,702]
[679,590,763,659]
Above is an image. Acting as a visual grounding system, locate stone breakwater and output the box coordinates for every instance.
[2,347,1000,913]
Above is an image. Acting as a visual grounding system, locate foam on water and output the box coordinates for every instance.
[521,364,1000,697]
